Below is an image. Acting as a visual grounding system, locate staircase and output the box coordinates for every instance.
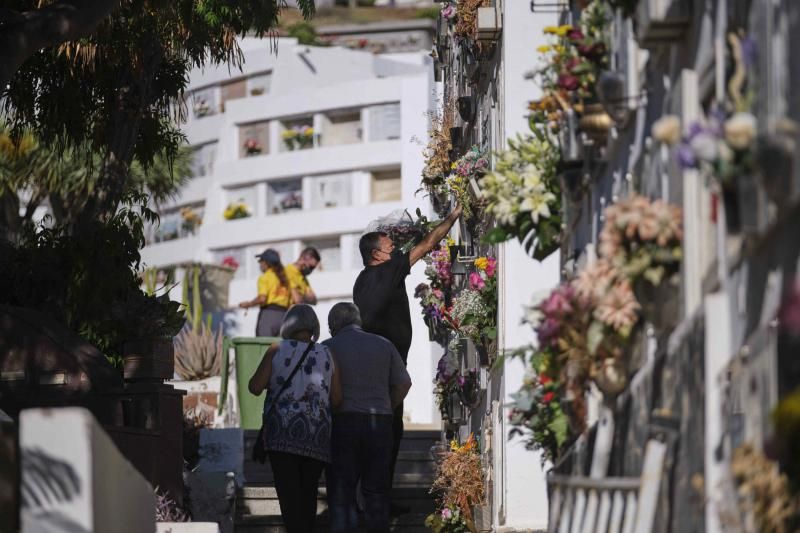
[235,429,440,532]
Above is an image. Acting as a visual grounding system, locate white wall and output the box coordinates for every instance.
[498,0,561,529]
[20,407,155,533]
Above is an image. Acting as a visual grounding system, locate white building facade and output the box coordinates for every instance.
[142,37,443,425]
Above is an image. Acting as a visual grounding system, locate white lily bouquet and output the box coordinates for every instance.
[480,134,562,260]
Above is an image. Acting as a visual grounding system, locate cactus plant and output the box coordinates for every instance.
[173,265,223,380]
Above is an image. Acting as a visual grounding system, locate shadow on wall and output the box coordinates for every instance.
[21,447,89,533]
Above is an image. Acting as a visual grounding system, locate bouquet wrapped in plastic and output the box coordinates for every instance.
[365,208,439,253]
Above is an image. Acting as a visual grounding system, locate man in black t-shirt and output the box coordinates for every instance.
[353,205,462,496]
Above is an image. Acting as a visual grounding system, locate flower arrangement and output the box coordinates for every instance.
[223,200,251,220]
[450,256,497,350]
[193,98,212,118]
[416,283,452,345]
[421,98,456,202]
[424,503,470,533]
[372,208,439,254]
[440,2,457,21]
[279,191,303,211]
[531,1,609,106]
[180,206,202,234]
[221,256,240,270]
[653,110,757,185]
[282,125,315,150]
[599,195,683,289]
[507,354,568,463]
[724,444,800,532]
[445,146,489,221]
[428,433,485,528]
[433,352,461,419]
[425,240,454,289]
[453,0,490,43]
[480,134,561,260]
[243,138,262,156]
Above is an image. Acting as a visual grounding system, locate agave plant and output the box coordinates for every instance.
[174,265,223,380]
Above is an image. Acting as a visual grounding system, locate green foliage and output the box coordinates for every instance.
[287,21,320,46]
[0,125,191,237]
[415,6,441,19]
[2,0,314,218]
[0,196,185,366]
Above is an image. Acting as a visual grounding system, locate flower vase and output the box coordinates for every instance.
[458,383,481,410]
[633,276,680,332]
[577,102,613,143]
[447,391,465,425]
[475,337,496,367]
[429,442,449,465]
[721,181,741,234]
[593,357,627,398]
[735,173,759,234]
[558,160,585,203]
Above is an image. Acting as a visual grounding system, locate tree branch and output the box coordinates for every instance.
[0,0,120,89]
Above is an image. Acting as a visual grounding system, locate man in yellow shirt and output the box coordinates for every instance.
[285,247,320,305]
[239,249,296,336]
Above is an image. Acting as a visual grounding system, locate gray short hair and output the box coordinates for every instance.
[328,302,362,335]
[280,304,320,340]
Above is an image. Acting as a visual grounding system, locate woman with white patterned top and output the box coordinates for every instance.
[249,304,342,533]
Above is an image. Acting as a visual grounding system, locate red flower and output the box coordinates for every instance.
[542,391,555,404]
[566,28,584,42]
[558,73,579,91]
[539,375,552,385]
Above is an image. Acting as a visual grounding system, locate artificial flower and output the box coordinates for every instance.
[469,272,486,290]
[652,115,682,146]
[723,112,757,150]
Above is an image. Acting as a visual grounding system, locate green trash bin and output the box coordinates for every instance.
[228,336,281,430]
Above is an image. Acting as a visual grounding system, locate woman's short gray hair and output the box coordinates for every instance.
[328,302,362,335]
[280,304,320,340]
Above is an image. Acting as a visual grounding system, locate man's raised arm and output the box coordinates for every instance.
[409,205,463,266]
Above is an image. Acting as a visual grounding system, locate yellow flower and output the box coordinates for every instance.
[543,25,559,35]
[451,162,458,170]
[554,45,565,55]
[445,235,456,247]
[474,257,489,271]
[536,44,551,54]
[555,24,573,37]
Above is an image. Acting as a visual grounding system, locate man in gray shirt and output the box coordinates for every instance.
[323,302,411,533]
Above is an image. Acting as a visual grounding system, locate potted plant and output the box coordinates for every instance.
[223,200,251,220]
[179,206,202,236]
[297,125,315,149]
[281,128,298,151]
[242,138,262,156]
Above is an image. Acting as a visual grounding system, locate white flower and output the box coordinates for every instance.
[520,192,554,223]
[724,112,757,150]
[520,165,543,188]
[492,199,517,226]
[690,132,720,163]
[652,115,682,145]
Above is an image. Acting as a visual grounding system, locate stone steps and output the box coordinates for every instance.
[236,429,440,532]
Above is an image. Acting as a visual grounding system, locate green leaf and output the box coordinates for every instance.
[587,320,605,356]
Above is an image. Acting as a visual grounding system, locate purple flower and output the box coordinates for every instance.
[557,73,580,91]
[536,317,560,346]
[676,142,696,169]
[441,3,456,19]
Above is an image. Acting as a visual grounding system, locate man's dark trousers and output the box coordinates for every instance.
[327,412,394,533]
